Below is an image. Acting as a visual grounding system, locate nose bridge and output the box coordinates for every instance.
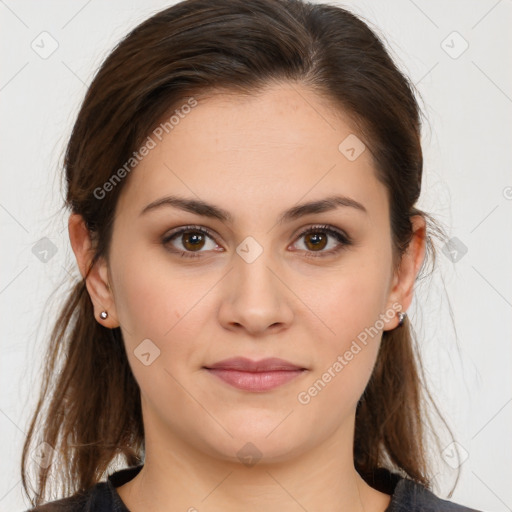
[220,233,293,332]
[233,234,280,299]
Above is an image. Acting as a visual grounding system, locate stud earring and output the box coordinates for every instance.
[397,311,407,327]
[100,311,108,320]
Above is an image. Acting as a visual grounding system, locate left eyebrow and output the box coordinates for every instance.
[139,194,367,224]
[277,195,367,224]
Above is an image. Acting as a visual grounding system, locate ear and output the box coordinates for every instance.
[383,214,426,331]
[68,213,119,328]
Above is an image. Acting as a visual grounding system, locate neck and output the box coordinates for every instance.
[116,410,391,512]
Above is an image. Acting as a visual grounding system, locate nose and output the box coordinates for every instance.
[217,248,294,336]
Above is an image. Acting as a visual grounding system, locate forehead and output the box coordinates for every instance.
[115,82,387,223]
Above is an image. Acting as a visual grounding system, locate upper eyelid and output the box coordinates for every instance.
[164,224,217,241]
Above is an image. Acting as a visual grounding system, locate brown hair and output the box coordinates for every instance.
[21,0,459,506]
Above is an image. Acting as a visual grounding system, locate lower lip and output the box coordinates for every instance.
[205,369,305,391]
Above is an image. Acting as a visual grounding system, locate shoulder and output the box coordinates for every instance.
[24,482,109,512]
[389,477,484,512]
[23,465,143,512]
[25,496,88,512]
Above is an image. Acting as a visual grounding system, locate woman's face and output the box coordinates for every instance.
[88,82,423,464]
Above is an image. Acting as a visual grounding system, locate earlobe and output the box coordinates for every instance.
[68,213,119,328]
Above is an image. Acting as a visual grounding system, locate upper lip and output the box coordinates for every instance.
[204,357,305,372]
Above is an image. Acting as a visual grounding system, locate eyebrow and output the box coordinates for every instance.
[139,194,367,224]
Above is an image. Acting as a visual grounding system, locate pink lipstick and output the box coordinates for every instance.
[204,357,306,392]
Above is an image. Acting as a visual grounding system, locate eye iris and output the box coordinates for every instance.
[305,232,327,251]
[183,231,205,251]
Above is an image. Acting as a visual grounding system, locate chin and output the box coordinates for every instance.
[199,423,315,466]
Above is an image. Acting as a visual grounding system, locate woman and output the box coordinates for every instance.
[21,0,482,510]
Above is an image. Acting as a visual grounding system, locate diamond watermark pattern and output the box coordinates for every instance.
[236,442,263,467]
[442,237,468,263]
[31,441,55,469]
[31,31,59,59]
[441,31,469,59]
[32,237,58,263]
[442,441,469,469]
[236,236,263,264]
[338,134,366,161]
[134,338,161,366]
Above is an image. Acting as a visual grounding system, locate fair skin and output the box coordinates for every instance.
[69,82,426,512]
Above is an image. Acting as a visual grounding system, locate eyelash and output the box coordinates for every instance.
[162,224,352,260]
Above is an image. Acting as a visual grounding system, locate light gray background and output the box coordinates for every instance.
[1,1,511,511]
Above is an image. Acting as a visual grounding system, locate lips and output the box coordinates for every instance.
[204,357,305,372]
[203,357,307,392]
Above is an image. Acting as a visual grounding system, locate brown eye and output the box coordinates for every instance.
[181,231,207,251]
[303,232,328,251]
[294,225,352,258]
[162,226,219,258]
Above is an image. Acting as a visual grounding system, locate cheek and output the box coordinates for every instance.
[298,250,392,402]
[111,240,197,338]
[110,245,216,401]
[111,254,203,408]
[310,254,391,343]
[297,282,386,421]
